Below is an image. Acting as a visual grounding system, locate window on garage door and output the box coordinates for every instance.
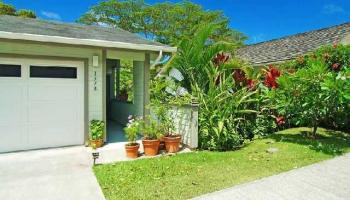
[30,66,77,79]
[0,64,21,77]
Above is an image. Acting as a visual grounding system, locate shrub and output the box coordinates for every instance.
[171,24,261,150]
[89,120,105,140]
[268,44,350,135]
[124,116,141,145]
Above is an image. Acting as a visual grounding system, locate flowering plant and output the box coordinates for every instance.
[264,65,281,89]
[123,115,142,145]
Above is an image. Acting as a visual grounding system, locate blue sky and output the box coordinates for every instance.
[4,0,350,44]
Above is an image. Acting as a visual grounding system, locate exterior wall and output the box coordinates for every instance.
[110,60,145,125]
[0,40,104,141]
[151,104,199,149]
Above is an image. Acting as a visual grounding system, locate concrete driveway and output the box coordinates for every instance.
[0,146,105,200]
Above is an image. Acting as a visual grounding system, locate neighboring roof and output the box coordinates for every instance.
[236,22,350,66]
[0,15,176,52]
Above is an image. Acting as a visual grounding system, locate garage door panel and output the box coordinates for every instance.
[27,123,82,149]
[0,125,26,152]
[0,85,26,124]
[28,100,78,123]
[28,85,79,101]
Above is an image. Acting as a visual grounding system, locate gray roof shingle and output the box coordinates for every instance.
[0,15,170,48]
[236,22,350,66]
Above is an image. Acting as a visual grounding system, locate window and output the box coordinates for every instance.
[30,66,77,79]
[115,60,134,103]
[0,64,21,77]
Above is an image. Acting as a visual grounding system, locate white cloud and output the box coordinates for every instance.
[41,11,61,20]
[323,4,345,14]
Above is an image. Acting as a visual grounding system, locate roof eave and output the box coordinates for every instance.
[0,31,177,53]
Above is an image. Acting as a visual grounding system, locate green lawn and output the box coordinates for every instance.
[94,127,350,200]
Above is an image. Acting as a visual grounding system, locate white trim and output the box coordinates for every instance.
[0,31,177,53]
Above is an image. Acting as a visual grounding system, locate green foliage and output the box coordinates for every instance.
[140,116,163,140]
[0,2,36,18]
[16,9,36,18]
[0,1,15,15]
[118,59,134,102]
[124,116,141,144]
[170,24,261,150]
[89,120,105,140]
[78,0,246,45]
[268,45,350,135]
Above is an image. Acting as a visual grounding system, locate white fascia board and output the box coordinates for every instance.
[0,31,177,53]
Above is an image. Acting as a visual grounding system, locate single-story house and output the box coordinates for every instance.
[0,15,176,153]
[237,22,350,66]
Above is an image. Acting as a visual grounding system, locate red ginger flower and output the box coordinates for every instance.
[264,66,281,89]
[276,116,285,126]
[213,52,230,66]
[233,69,247,83]
[246,79,257,90]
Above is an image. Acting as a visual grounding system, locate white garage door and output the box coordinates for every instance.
[0,57,85,153]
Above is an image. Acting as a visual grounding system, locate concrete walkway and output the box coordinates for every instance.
[0,146,105,200]
[194,154,350,200]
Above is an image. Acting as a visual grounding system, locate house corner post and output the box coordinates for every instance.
[143,52,151,118]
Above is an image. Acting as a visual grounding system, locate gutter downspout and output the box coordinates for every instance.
[151,50,163,69]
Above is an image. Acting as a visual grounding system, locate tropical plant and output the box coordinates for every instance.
[268,44,350,136]
[124,116,141,145]
[89,120,105,140]
[140,116,162,140]
[169,24,261,150]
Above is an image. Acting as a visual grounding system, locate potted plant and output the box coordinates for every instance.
[89,120,105,149]
[123,116,141,158]
[155,105,182,153]
[141,117,162,156]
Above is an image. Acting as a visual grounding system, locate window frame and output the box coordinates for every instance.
[29,65,78,79]
[0,64,22,78]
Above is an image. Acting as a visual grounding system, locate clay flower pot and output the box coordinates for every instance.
[90,139,103,149]
[125,143,140,159]
[164,135,182,153]
[142,139,160,156]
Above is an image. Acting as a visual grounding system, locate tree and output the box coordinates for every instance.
[0,1,36,18]
[16,9,36,18]
[78,0,246,45]
[0,1,16,15]
[268,45,350,137]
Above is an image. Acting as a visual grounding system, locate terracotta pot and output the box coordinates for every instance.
[90,139,103,149]
[142,139,160,156]
[125,143,140,159]
[164,135,182,153]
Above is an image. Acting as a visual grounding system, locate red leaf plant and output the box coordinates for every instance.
[232,69,247,84]
[213,52,230,66]
[331,63,341,71]
[246,79,257,90]
[276,116,286,126]
[264,65,281,89]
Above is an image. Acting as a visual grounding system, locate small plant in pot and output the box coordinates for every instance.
[123,116,141,159]
[141,117,162,156]
[155,105,182,153]
[162,121,182,153]
[89,120,105,149]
